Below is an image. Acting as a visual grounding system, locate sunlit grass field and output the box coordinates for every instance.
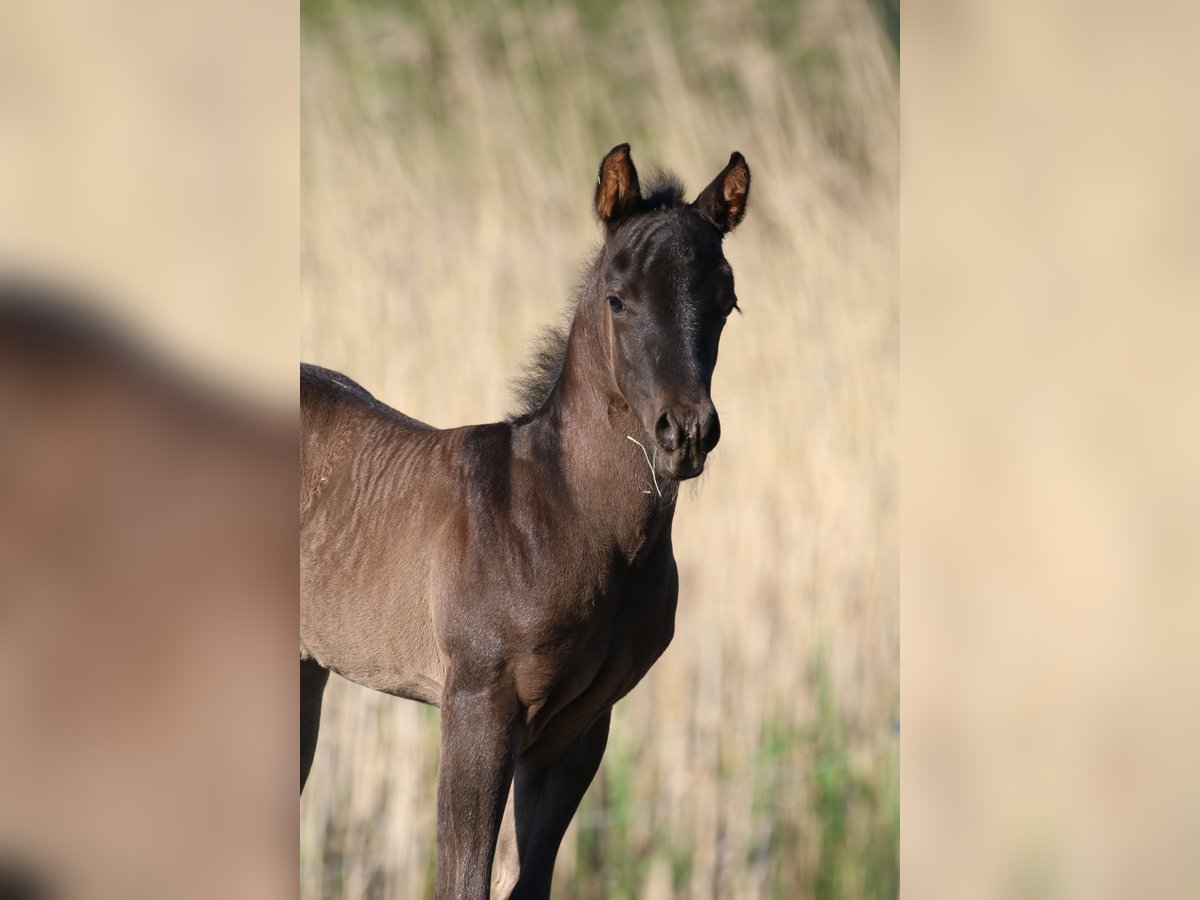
[300,0,897,896]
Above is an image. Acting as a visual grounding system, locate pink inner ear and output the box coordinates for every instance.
[598,152,639,221]
[599,171,625,218]
[724,167,748,202]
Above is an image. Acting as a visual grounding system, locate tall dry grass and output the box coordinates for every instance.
[300,0,897,896]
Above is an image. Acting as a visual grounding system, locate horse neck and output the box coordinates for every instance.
[521,264,678,553]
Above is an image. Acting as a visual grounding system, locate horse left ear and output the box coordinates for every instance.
[595,143,642,229]
[693,152,750,235]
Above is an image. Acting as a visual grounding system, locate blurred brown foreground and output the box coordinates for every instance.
[0,282,297,899]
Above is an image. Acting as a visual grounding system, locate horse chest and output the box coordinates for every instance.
[517,563,678,750]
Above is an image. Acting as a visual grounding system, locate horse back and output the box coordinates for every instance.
[300,363,432,512]
[301,363,431,429]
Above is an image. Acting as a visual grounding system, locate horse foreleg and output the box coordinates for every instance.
[436,677,518,900]
[495,710,611,900]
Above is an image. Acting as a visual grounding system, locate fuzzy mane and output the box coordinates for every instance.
[641,170,687,211]
[507,169,688,421]
[508,319,571,421]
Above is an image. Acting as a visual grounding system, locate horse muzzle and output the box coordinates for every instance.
[652,400,720,480]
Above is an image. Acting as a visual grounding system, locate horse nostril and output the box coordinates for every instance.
[700,408,721,453]
[655,411,682,452]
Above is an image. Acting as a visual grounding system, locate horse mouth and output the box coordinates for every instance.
[664,456,706,481]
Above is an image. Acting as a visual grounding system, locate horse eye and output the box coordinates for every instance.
[607,295,624,313]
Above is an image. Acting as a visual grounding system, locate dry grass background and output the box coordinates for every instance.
[299,0,897,896]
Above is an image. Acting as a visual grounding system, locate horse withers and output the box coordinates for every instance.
[300,143,750,899]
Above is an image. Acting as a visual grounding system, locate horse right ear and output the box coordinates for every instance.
[594,143,642,230]
[693,152,751,235]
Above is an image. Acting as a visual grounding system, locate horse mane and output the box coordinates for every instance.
[641,170,687,210]
[508,317,571,421]
[507,169,687,421]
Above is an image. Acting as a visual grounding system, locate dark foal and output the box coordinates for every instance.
[300,144,750,899]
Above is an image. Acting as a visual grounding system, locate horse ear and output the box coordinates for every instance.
[693,152,750,235]
[594,143,642,229]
